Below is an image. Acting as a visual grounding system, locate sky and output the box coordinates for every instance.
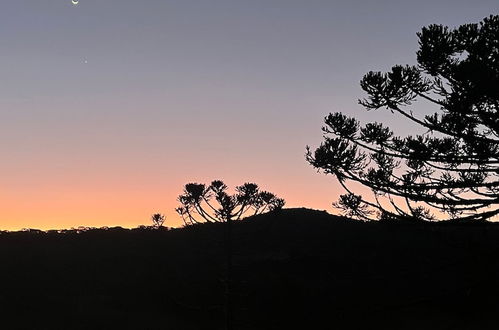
[0,0,498,230]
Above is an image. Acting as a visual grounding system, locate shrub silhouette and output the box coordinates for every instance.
[151,213,166,228]
[307,15,499,222]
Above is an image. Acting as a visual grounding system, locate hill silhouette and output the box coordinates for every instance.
[2,208,499,329]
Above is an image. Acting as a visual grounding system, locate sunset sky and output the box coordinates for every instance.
[1,0,498,230]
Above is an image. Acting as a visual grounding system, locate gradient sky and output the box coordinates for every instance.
[1,0,498,230]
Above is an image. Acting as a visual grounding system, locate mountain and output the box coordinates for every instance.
[1,208,499,329]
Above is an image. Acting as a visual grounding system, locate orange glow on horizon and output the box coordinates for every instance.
[0,170,341,231]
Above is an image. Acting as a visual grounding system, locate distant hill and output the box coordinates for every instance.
[1,208,499,329]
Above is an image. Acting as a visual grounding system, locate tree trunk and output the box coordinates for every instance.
[225,216,233,330]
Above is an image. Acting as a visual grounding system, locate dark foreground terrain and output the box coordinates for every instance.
[2,208,499,329]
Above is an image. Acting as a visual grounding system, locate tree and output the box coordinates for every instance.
[176,180,284,330]
[306,15,499,222]
[175,180,285,225]
[151,213,166,228]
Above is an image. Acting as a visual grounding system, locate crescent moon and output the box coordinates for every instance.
[72,0,79,5]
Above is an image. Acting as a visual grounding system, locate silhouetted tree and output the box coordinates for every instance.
[175,180,285,225]
[307,15,499,222]
[151,213,165,228]
[176,180,284,330]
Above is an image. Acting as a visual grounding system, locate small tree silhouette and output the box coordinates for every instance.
[151,213,165,228]
[307,15,499,222]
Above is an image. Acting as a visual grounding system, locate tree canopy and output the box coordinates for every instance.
[307,15,499,222]
[176,180,285,225]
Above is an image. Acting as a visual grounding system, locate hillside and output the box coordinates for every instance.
[2,208,499,329]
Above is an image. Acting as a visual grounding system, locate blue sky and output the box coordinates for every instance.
[0,0,498,229]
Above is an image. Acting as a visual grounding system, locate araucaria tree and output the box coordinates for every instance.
[176,180,284,330]
[307,15,499,222]
[176,180,285,225]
